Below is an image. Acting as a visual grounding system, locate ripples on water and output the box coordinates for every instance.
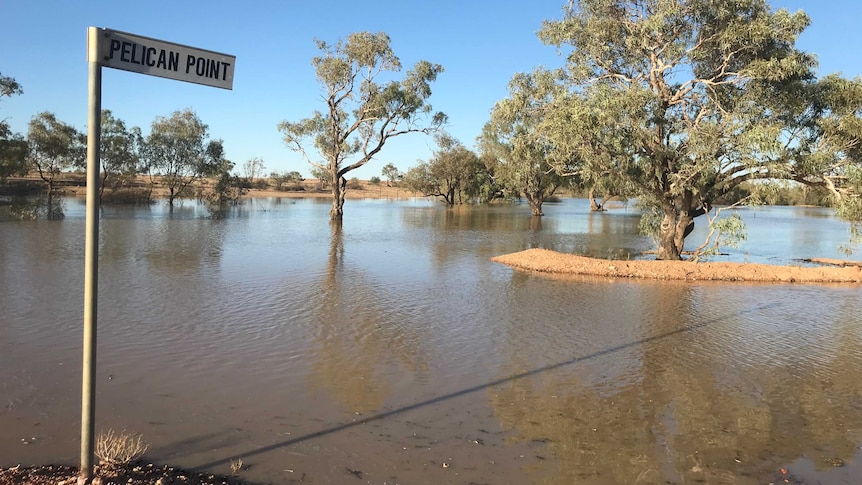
[1,197,860,484]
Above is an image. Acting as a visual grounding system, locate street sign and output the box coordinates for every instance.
[79,26,235,482]
[90,28,235,90]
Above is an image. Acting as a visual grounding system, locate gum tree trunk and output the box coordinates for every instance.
[656,209,682,260]
[526,195,544,216]
[330,175,346,220]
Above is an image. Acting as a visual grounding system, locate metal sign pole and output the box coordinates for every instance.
[81,26,102,483]
[78,25,232,482]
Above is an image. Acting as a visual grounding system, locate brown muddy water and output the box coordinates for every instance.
[1,197,861,484]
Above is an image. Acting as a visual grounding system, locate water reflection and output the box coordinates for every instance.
[307,221,429,413]
[488,276,862,483]
[0,198,860,484]
[0,195,65,220]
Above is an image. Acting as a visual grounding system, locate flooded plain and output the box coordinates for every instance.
[1,197,861,484]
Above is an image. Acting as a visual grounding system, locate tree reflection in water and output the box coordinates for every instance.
[1,195,64,220]
[488,280,862,484]
[307,220,429,414]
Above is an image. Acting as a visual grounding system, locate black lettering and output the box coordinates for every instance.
[120,41,132,62]
[185,55,196,74]
[130,43,141,65]
[109,39,121,60]
[220,62,231,80]
[196,58,206,77]
[168,52,179,71]
[156,50,167,69]
[207,59,218,79]
[146,47,156,67]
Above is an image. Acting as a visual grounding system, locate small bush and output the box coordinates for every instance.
[95,429,149,465]
[278,182,305,192]
[347,177,362,190]
[230,458,244,474]
[369,176,381,185]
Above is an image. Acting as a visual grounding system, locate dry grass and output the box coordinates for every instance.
[94,429,149,465]
[230,458,243,475]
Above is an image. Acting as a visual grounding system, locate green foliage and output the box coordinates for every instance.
[481,70,566,215]
[203,159,242,218]
[309,165,331,188]
[26,111,84,193]
[834,166,862,222]
[0,73,22,98]
[242,157,266,184]
[278,31,446,219]
[637,205,662,244]
[269,170,305,191]
[533,0,860,259]
[143,108,225,206]
[0,72,27,182]
[692,212,747,262]
[381,163,402,185]
[100,110,142,201]
[0,133,27,182]
[369,176,381,185]
[401,133,486,206]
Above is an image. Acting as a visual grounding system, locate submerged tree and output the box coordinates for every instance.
[203,158,243,218]
[381,162,402,186]
[537,0,861,259]
[242,157,266,188]
[278,31,447,220]
[143,108,225,207]
[26,111,84,195]
[481,70,566,216]
[0,73,28,182]
[100,110,142,202]
[402,133,486,206]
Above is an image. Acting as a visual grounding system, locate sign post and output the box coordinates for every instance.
[80,27,233,483]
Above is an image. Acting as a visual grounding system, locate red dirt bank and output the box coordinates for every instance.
[492,248,862,283]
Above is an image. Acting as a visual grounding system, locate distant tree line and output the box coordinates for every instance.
[4,0,862,259]
[0,75,269,216]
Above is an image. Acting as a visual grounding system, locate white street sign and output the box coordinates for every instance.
[90,28,235,90]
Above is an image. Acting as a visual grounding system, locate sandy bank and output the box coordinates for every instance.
[491,248,862,283]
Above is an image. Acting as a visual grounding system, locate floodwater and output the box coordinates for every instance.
[1,197,861,484]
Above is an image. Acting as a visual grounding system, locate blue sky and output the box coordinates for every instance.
[2,1,861,180]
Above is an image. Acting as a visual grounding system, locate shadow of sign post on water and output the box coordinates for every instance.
[81,27,234,483]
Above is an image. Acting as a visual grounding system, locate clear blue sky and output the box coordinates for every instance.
[2,1,861,179]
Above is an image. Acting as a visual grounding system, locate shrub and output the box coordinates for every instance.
[95,429,149,465]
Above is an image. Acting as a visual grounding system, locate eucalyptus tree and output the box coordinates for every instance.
[782,75,862,225]
[26,111,84,195]
[0,73,27,182]
[278,31,447,220]
[242,157,266,187]
[99,110,142,201]
[537,0,853,259]
[143,108,225,207]
[381,162,403,187]
[401,133,485,206]
[481,71,567,216]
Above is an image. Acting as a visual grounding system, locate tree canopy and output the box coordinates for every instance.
[100,109,141,201]
[278,31,446,220]
[481,70,566,216]
[143,108,225,207]
[26,111,84,194]
[0,73,28,182]
[534,0,862,259]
